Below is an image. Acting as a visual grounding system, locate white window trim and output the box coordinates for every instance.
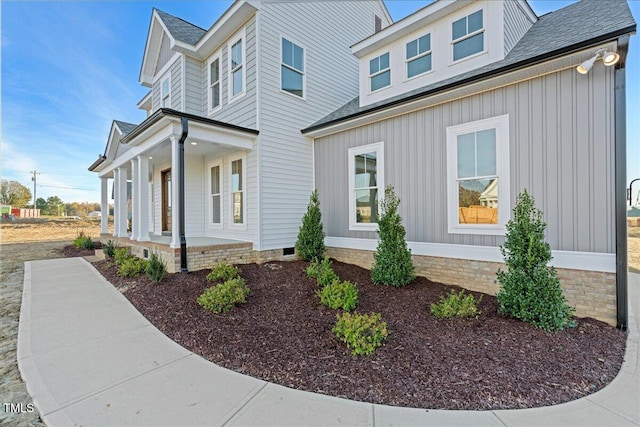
[280,36,306,100]
[369,53,391,94]
[207,53,222,114]
[228,153,247,230]
[227,29,246,103]
[348,142,385,231]
[451,9,486,64]
[446,115,510,235]
[161,76,171,108]
[405,34,433,81]
[208,160,223,229]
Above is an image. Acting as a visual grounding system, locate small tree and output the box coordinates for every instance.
[371,185,415,287]
[295,189,326,261]
[496,189,575,331]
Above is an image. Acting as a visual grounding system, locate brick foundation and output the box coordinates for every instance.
[326,246,617,326]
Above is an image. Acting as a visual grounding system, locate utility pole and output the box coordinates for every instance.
[30,171,40,209]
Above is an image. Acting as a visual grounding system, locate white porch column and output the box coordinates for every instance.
[100,177,109,235]
[112,169,120,237]
[130,159,139,240]
[116,166,128,237]
[137,156,150,241]
[170,136,181,248]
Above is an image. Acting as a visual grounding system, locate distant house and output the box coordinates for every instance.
[90,0,636,328]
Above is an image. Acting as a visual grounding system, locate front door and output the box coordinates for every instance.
[161,169,172,233]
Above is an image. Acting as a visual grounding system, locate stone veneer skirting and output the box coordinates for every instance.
[326,246,617,326]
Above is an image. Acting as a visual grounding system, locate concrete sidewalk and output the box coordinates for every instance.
[17,258,639,426]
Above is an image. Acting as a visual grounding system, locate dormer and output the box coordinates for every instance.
[353,0,537,107]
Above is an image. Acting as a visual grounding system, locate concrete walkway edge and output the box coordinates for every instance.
[17,258,640,426]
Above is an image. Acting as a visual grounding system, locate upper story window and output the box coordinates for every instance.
[369,53,390,92]
[348,142,385,231]
[208,56,221,112]
[446,115,510,235]
[281,38,304,98]
[161,77,171,108]
[452,10,484,61]
[406,33,432,79]
[228,32,245,100]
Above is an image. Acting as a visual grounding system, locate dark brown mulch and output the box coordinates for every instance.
[59,242,102,258]
[88,258,625,410]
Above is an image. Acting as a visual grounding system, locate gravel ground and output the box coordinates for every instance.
[0,241,67,427]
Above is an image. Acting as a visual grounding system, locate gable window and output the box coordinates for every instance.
[406,33,432,79]
[446,115,510,235]
[230,157,244,225]
[161,77,170,108]
[348,142,384,231]
[229,33,245,99]
[209,162,222,227]
[369,53,390,92]
[281,38,304,98]
[452,10,484,61]
[208,56,221,111]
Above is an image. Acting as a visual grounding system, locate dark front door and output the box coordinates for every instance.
[161,169,172,233]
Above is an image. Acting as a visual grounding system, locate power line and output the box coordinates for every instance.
[40,185,95,191]
[30,170,40,208]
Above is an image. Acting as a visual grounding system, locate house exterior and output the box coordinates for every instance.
[90,0,636,328]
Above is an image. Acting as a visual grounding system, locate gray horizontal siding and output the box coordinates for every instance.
[170,60,182,110]
[185,56,204,115]
[504,1,535,55]
[314,66,615,254]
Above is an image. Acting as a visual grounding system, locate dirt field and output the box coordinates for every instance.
[0,218,102,244]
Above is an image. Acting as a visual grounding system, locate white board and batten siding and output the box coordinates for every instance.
[257,1,390,250]
[314,66,616,255]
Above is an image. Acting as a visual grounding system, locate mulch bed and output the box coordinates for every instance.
[58,242,102,258]
[67,245,626,410]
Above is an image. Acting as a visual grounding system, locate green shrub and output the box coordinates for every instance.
[103,240,117,258]
[370,186,415,287]
[206,262,240,282]
[198,277,250,314]
[430,289,482,319]
[73,230,95,250]
[113,248,130,266]
[496,189,575,332]
[332,312,388,356]
[146,252,166,283]
[318,280,358,311]
[118,257,148,277]
[306,256,339,287]
[295,189,326,261]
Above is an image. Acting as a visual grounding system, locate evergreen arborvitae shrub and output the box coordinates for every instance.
[496,189,575,332]
[295,189,326,261]
[370,185,415,287]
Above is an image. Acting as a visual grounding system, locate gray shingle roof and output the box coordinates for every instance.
[114,120,137,136]
[155,8,207,46]
[304,0,636,132]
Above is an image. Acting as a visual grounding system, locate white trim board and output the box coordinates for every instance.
[325,237,616,273]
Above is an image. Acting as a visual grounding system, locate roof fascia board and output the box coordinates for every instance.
[304,41,619,138]
[352,0,473,58]
[517,0,538,23]
[137,91,152,110]
[378,0,393,25]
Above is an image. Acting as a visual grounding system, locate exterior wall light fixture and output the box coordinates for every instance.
[576,49,620,74]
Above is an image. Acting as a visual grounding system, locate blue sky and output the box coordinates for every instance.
[1,1,639,205]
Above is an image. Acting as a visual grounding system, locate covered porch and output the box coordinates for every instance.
[90,109,259,272]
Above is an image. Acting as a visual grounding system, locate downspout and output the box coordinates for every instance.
[614,35,630,330]
[179,117,188,273]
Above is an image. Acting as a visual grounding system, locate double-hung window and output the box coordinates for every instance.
[229,34,245,99]
[348,142,384,230]
[446,115,509,235]
[281,38,304,98]
[209,163,222,227]
[369,53,390,92]
[452,10,484,61]
[230,158,244,225]
[161,78,170,108]
[406,34,432,79]
[208,56,221,111]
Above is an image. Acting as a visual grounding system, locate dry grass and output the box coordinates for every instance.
[0,218,102,244]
